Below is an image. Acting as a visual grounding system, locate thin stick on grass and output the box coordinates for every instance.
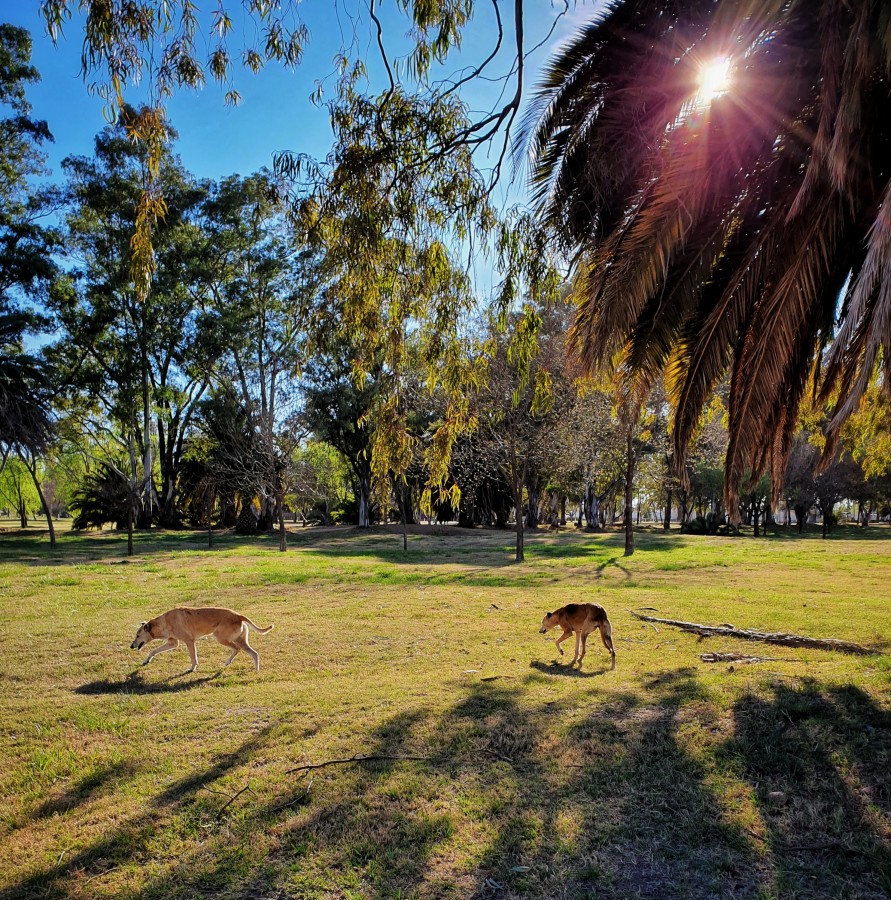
[285,754,430,775]
[627,611,875,655]
[201,783,255,819]
[269,776,314,813]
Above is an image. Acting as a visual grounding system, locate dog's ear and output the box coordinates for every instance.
[145,621,153,635]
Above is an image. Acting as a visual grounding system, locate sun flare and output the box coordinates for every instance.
[696,57,732,103]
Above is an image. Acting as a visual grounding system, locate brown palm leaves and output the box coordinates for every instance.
[526,0,891,516]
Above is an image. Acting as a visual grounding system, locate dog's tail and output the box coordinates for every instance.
[241,616,274,635]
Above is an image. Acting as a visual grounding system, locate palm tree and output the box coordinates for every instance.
[526,0,891,519]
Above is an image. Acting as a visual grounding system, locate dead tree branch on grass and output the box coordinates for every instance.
[285,753,430,775]
[628,611,875,655]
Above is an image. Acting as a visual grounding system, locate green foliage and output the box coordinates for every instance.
[0,456,38,524]
[68,460,130,530]
[290,441,351,525]
[0,26,56,460]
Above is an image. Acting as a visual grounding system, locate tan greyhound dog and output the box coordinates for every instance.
[130,607,273,672]
[539,603,615,669]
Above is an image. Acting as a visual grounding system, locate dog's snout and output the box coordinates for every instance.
[539,626,547,634]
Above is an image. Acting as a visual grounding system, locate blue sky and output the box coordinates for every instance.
[0,1,602,202]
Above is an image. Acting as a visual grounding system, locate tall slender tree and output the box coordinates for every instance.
[51,114,214,528]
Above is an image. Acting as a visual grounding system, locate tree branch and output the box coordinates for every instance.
[628,611,876,655]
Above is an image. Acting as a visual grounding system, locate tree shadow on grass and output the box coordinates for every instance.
[32,760,138,820]
[453,670,762,899]
[727,680,891,898]
[0,727,274,900]
[8,672,888,900]
[594,555,633,579]
[247,675,758,898]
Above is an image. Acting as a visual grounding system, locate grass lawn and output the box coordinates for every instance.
[0,522,888,899]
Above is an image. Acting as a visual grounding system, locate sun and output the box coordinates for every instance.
[696,57,732,104]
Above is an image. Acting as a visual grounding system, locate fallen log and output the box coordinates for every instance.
[700,652,787,664]
[627,611,874,655]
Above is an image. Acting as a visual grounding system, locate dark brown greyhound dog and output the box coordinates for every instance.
[539,603,616,669]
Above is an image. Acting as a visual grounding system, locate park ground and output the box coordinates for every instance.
[0,522,888,899]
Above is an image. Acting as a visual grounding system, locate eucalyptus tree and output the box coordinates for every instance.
[300,347,380,528]
[528,0,891,520]
[474,297,567,562]
[0,24,56,320]
[197,171,311,534]
[51,114,215,529]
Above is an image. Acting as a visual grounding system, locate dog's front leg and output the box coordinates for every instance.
[143,639,177,666]
[555,629,572,656]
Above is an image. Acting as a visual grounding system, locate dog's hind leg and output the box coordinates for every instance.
[234,625,260,671]
[143,639,178,666]
[570,630,582,664]
[577,631,589,666]
[600,619,616,670]
[218,640,240,667]
[184,640,199,672]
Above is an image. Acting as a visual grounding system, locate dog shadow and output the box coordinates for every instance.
[74,670,221,695]
[529,659,611,679]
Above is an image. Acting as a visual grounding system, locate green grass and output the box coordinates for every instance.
[0,522,888,899]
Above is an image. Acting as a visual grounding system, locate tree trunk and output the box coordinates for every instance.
[583,483,600,530]
[795,504,806,534]
[23,454,55,549]
[559,495,566,526]
[277,486,287,552]
[357,456,372,528]
[821,503,834,538]
[509,436,524,563]
[514,492,524,562]
[664,490,672,530]
[525,482,540,529]
[399,487,408,552]
[624,430,635,557]
[397,481,416,526]
[753,503,760,537]
[127,490,135,557]
[141,345,153,528]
